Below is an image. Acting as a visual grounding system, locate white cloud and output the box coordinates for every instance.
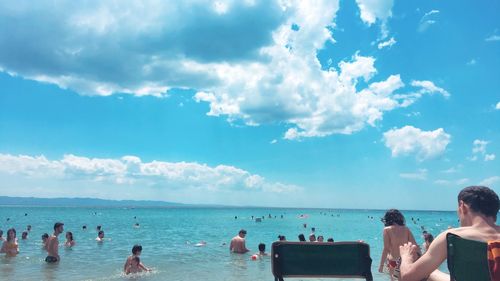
[383,126,451,160]
[485,154,496,161]
[485,35,500,42]
[410,80,450,98]
[434,178,469,186]
[466,59,477,66]
[0,153,299,193]
[355,0,394,38]
[496,102,500,110]
[479,176,500,187]
[400,169,427,180]
[377,37,396,49]
[0,1,447,140]
[418,10,439,32]
[270,139,278,144]
[470,139,494,162]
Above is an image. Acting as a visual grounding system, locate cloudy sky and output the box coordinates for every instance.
[0,0,499,210]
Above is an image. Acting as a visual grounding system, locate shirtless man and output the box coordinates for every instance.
[230,229,249,253]
[46,222,64,263]
[399,186,500,281]
[378,209,419,280]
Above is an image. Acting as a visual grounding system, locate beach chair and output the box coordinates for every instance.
[446,233,491,281]
[271,241,373,281]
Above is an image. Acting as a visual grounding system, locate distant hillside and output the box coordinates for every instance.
[0,196,186,207]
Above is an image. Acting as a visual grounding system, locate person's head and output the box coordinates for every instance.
[382,209,405,226]
[27,225,32,231]
[309,234,316,242]
[327,238,334,243]
[423,233,434,244]
[258,243,266,252]
[317,235,324,242]
[97,225,102,231]
[311,227,316,232]
[278,235,286,241]
[42,233,49,242]
[66,231,73,241]
[82,225,87,230]
[21,231,28,239]
[457,186,499,225]
[6,228,16,242]
[298,234,306,242]
[132,256,140,266]
[54,222,64,234]
[98,230,104,238]
[132,244,143,255]
[238,229,247,238]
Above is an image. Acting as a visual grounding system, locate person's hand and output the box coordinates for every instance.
[400,242,419,262]
[378,264,384,273]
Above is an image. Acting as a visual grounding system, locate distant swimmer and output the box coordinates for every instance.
[133,223,140,228]
[255,218,262,222]
[327,238,334,243]
[27,225,32,232]
[277,235,286,241]
[251,243,268,260]
[309,234,316,242]
[298,234,306,242]
[82,225,87,231]
[0,228,19,257]
[317,235,324,242]
[21,231,28,240]
[46,222,64,263]
[229,229,249,254]
[96,225,102,232]
[235,216,238,219]
[96,230,105,242]
[41,233,49,250]
[6,218,9,221]
[64,231,75,247]
[25,213,28,216]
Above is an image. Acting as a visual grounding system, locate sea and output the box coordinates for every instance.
[0,207,457,281]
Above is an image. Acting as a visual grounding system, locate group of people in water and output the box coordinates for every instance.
[0,221,149,275]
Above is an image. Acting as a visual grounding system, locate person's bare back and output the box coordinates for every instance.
[229,229,249,253]
[384,225,417,260]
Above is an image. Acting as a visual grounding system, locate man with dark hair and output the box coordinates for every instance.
[46,222,64,262]
[230,229,249,253]
[399,186,500,281]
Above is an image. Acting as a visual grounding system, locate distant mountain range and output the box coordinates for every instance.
[0,196,190,207]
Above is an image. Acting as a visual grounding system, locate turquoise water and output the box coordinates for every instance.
[0,207,458,281]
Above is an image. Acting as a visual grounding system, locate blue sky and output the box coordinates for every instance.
[0,0,499,210]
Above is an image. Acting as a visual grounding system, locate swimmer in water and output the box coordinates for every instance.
[317,235,324,242]
[124,245,150,273]
[45,222,64,263]
[82,225,87,230]
[0,228,19,256]
[298,234,306,242]
[41,233,49,250]
[96,230,105,242]
[27,225,32,232]
[96,225,102,232]
[126,256,150,274]
[133,223,140,228]
[64,231,75,247]
[257,243,268,256]
[21,231,28,240]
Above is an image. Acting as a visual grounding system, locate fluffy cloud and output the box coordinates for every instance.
[479,176,500,187]
[383,126,451,160]
[410,80,450,98]
[378,37,396,49]
[434,178,469,186]
[400,169,427,180]
[496,102,500,110]
[418,10,439,33]
[470,139,495,162]
[0,153,299,193]
[355,0,394,38]
[0,1,448,139]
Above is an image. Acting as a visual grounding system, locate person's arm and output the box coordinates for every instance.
[243,240,250,252]
[229,239,234,252]
[139,263,151,271]
[378,228,389,273]
[399,231,448,281]
[123,257,130,272]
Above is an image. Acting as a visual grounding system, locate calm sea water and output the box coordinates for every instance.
[0,207,457,281]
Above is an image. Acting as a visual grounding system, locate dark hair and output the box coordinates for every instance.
[7,228,16,242]
[132,244,143,254]
[0,229,3,236]
[382,209,405,226]
[298,234,306,242]
[258,243,266,252]
[22,231,28,238]
[98,230,104,236]
[239,229,247,235]
[458,186,499,219]
[327,238,334,242]
[97,225,102,230]
[66,231,73,241]
[424,233,434,244]
[42,233,49,239]
[54,222,64,231]
[278,235,286,241]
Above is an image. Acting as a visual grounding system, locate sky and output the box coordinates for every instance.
[0,0,499,210]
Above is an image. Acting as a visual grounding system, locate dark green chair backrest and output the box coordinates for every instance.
[446,233,491,281]
[271,241,373,281]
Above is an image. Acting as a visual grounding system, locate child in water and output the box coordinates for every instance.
[125,256,150,274]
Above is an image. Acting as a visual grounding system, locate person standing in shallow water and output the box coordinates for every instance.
[230,229,249,253]
[46,222,64,263]
[0,228,19,256]
[378,209,419,281]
